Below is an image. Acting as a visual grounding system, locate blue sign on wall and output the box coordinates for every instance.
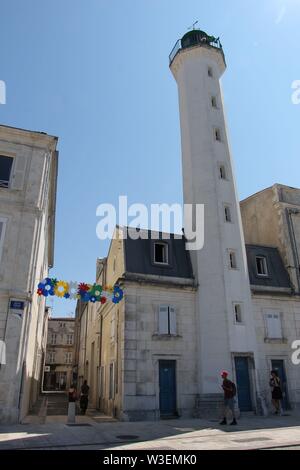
[10,300,25,310]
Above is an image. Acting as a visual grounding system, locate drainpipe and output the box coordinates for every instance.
[286,208,300,294]
[98,314,103,410]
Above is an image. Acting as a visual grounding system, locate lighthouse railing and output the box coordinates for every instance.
[169,37,224,66]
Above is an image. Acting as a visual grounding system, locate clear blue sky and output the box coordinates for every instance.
[0,0,299,316]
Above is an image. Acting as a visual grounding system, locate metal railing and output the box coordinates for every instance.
[169,36,224,66]
[0,180,9,188]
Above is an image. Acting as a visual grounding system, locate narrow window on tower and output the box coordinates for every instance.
[229,250,238,269]
[214,128,222,142]
[233,303,243,324]
[224,205,232,223]
[208,66,213,77]
[219,164,227,180]
[211,96,217,108]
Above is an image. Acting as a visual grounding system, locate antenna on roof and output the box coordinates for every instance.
[188,20,198,31]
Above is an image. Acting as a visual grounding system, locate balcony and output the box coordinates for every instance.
[169,30,225,66]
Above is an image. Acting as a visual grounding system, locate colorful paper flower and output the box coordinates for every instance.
[100,296,107,304]
[64,293,70,299]
[89,284,102,301]
[37,288,43,296]
[90,296,97,303]
[68,281,78,300]
[54,281,69,298]
[78,282,90,293]
[38,278,54,296]
[112,285,123,304]
[80,291,91,302]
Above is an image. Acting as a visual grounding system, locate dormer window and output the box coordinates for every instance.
[0,155,13,188]
[154,242,169,265]
[256,256,268,277]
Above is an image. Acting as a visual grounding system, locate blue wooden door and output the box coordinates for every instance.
[271,360,290,410]
[234,357,252,411]
[159,360,177,417]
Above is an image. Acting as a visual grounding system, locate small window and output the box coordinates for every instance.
[219,164,227,180]
[224,205,232,223]
[66,334,73,345]
[51,333,57,345]
[158,305,176,335]
[49,352,55,364]
[113,256,116,273]
[229,251,238,269]
[256,256,268,276]
[211,96,217,108]
[154,242,168,264]
[215,128,221,142]
[0,155,13,188]
[234,304,243,324]
[65,352,72,364]
[208,67,213,77]
[265,312,282,339]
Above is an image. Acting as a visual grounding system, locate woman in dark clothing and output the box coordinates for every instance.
[80,380,90,415]
[67,384,77,423]
[269,370,283,415]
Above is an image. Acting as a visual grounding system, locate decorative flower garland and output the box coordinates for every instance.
[37,278,123,304]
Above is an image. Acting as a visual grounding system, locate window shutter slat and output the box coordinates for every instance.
[11,156,26,190]
[159,306,168,334]
[266,312,282,339]
[169,307,177,335]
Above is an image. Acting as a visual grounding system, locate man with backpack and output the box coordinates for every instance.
[220,370,238,425]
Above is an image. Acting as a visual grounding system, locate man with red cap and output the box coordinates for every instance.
[220,370,237,425]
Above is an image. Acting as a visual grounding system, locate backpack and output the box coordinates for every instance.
[230,381,237,397]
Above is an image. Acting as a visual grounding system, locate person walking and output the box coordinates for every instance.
[269,370,283,415]
[220,370,238,425]
[80,380,90,415]
[67,383,77,424]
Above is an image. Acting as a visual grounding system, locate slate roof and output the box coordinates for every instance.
[123,229,194,279]
[246,245,291,289]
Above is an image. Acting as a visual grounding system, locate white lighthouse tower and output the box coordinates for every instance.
[170,30,260,413]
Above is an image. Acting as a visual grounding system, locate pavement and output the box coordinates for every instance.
[1,413,300,450]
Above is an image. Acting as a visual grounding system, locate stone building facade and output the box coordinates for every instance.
[43,317,75,391]
[74,32,300,420]
[0,125,58,423]
[241,184,300,411]
[75,228,198,420]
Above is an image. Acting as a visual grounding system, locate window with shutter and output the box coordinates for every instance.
[11,156,26,190]
[158,305,177,335]
[265,312,282,339]
[159,306,169,334]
